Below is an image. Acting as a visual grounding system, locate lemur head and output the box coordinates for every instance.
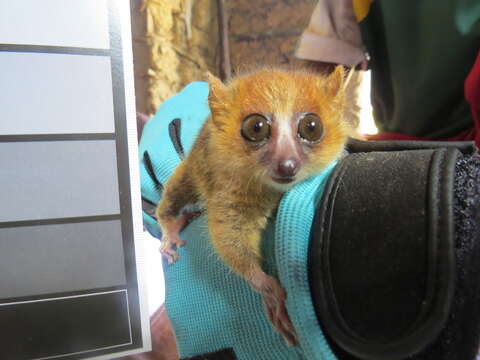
[207,67,349,192]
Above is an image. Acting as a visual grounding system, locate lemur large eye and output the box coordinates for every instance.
[241,114,271,142]
[298,113,324,142]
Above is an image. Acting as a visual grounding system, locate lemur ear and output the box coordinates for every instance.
[323,65,345,97]
[207,72,228,110]
[206,72,229,128]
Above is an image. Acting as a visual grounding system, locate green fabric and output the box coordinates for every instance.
[456,0,480,35]
[360,0,480,138]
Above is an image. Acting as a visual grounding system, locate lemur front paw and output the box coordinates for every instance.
[159,235,185,265]
[158,212,199,265]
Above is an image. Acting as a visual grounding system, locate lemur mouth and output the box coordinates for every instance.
[271,176,295,184]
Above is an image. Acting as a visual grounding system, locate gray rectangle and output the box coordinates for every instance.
[0,52,114,135]
[0,0,109,49]
[0,140,120,222]
[0,221,126,299]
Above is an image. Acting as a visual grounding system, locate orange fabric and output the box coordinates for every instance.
[352,0,373,22]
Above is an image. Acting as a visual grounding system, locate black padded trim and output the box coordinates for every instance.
[169,118,185,159]
[346,138,476,155]
[141,197,157,219]
[143,151,163,190]
[309,147,458,359]
[182,348,237,360]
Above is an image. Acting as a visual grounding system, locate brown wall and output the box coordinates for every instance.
[229,0,316,70]
[130,0,317,115]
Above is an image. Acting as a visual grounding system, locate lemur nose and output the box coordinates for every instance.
[277,159,298,177]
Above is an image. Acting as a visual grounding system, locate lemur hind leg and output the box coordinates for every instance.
[250,266,298,346]
[208,202,298,346]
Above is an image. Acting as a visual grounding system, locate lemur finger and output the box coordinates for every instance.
[165,235,185,248]
[264,302,287,344]
[268,294,298,346]
[160,246,180,264]
[263,296,298,346]
[160,250,175,265]
[263,299,281,331]
[263,300,276,327]
[274,310,297,346]
[174,239,186,247]
[166,248,180,263]
[277,308,298,346]
[280,326,297,347]
[268,296,296,345]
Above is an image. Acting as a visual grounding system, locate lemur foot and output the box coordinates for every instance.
[250,271,299,346]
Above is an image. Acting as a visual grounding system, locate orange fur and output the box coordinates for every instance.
[156,67,351,344]
[207,67,349,189]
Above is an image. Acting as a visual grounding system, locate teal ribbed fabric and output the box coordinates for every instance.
[139,82,338,360]
[275,165,337,360]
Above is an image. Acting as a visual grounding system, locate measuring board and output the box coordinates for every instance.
[0,0,151,359]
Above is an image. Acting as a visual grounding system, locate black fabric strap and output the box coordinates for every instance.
[346,138,476,155]
[182,348,237,360]
[309,142,460,359]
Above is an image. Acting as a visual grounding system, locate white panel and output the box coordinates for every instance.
[119,0,153,354]
[0,52,114,135]
[0,0,109,49]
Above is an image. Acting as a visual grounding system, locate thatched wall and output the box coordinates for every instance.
[131,0,317,115]
[131,0,218,114]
